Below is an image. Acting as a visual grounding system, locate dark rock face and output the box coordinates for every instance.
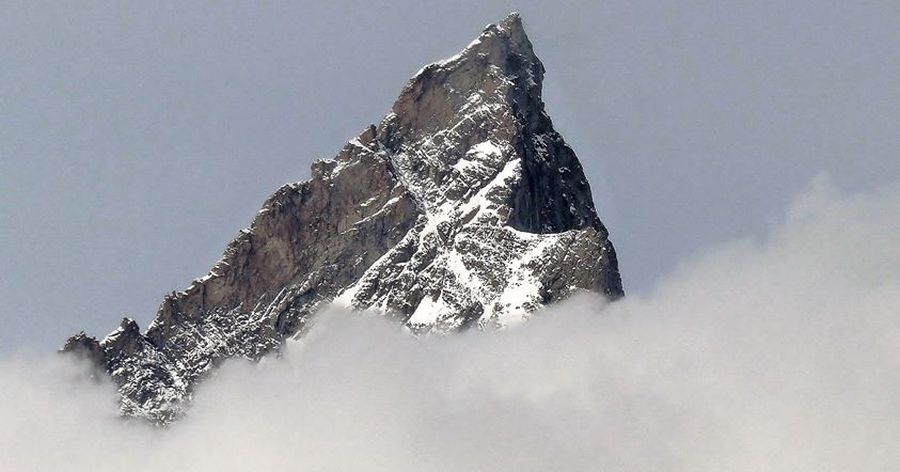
[62,12,624,424]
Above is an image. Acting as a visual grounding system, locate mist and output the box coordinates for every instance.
[2,177,898,471]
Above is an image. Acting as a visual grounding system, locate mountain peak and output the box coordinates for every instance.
[499,11,523,29]
[403,12,542,95]
[478,11,533,61]
[473,12,533,57]
[391,13,545,153]
[63,14,623,425]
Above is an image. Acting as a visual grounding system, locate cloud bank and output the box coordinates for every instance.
[2,178,898,471]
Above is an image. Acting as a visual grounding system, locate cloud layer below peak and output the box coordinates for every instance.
[2,178,899,471]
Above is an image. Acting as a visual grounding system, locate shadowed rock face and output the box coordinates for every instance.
[62,12,623,424]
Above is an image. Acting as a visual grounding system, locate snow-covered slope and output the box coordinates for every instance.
[63,12,623,424]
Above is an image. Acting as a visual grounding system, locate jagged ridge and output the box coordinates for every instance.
[63,12,623,424]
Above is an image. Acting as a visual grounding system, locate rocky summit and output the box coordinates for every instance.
[63,12,624,425]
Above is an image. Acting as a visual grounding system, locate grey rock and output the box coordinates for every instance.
[62,12,623,424]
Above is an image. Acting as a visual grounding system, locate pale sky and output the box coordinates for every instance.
[1,0,898,352]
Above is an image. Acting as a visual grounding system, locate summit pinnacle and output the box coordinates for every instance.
[63,12,623,424]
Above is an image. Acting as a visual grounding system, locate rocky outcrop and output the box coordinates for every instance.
[62,12,623,424]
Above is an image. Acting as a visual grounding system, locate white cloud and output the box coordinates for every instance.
[2,178,898,471]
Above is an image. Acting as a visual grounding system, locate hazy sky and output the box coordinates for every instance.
[1,1,898,352]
